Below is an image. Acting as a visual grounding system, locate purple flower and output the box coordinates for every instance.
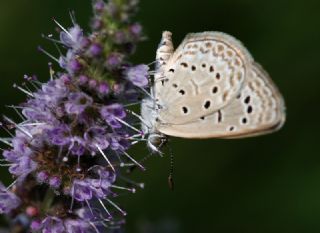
[41,216,65,233]
[64,219,92,233]
[89,79,98,89]
[94,0,105,12]
[84,126,110,151]
[101,104,126,119]
[125,64,149,87]
[31,214,97,233]
[0,182,21,214]
[31,78,69,109]
[78,75,89,85]
[105,2,118,18]
[65,92,93,115]
[88,43,103,57]
[71,166,116,201]
[32,208,101,233]
[106,53,124,70]
[36,171,49,183]
[1,0,147,231]
[12,137,33,157]
[60,25,85,52]
[22,104,55,123]
[98,82,110,94]
[8,157,35,177]
[5,149,37,178]
[49,176,62,189]
[91,18,103,30]
[71,180,93,201]
[114,31,127,44]
[129,23,142,38]
[59,51,83,74]
[47,124,71,146]
[100,104,126,129]
[3,150,19,163]
[110,136,131,151]
[112,82,125,95]
[69,136,86,156]
[31,219,42,231]
[69,59,83,73]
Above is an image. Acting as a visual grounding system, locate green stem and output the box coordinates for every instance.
[41,188,55,214]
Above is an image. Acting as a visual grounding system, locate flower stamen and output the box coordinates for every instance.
[0,138,12,147]
[2,116,33,138]
[6,105,26,121]
[122,151,145,171]
[98,199,112,218]
[12,83,34,97]
[37,46,60,63]
[114,117,142,134]
[110,185,136,193]
[52,18,73,39]
[6,180,17,191]
[106,198,127,216]
[119,176,145,189]
[96,145,115,172]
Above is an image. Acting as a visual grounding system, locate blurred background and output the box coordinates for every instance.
[1,0,320,232]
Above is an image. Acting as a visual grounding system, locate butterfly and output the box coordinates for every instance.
[141,31,286,153]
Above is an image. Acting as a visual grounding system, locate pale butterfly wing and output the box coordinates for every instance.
[155,31,253,125]
[156,63,286,138]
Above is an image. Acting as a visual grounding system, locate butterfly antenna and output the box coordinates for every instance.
[168,145,174,191]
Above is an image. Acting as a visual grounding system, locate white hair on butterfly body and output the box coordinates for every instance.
[140,31,174,153]
[141,30,286,153]
[140,97,167,154]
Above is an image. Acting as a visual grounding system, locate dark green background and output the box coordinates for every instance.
[1,0,320,232]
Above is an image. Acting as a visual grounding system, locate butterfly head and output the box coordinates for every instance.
[147,133,168,154]
[141,97,167,154]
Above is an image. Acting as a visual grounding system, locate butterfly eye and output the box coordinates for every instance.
[247,106,253,114]
[172,83,178,88]
[169,68,175,73]
[191,65,196,71]
[202,64,206,68]
[215,73,221,80]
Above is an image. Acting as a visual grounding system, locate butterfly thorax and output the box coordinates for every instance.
[141,97,167,153]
